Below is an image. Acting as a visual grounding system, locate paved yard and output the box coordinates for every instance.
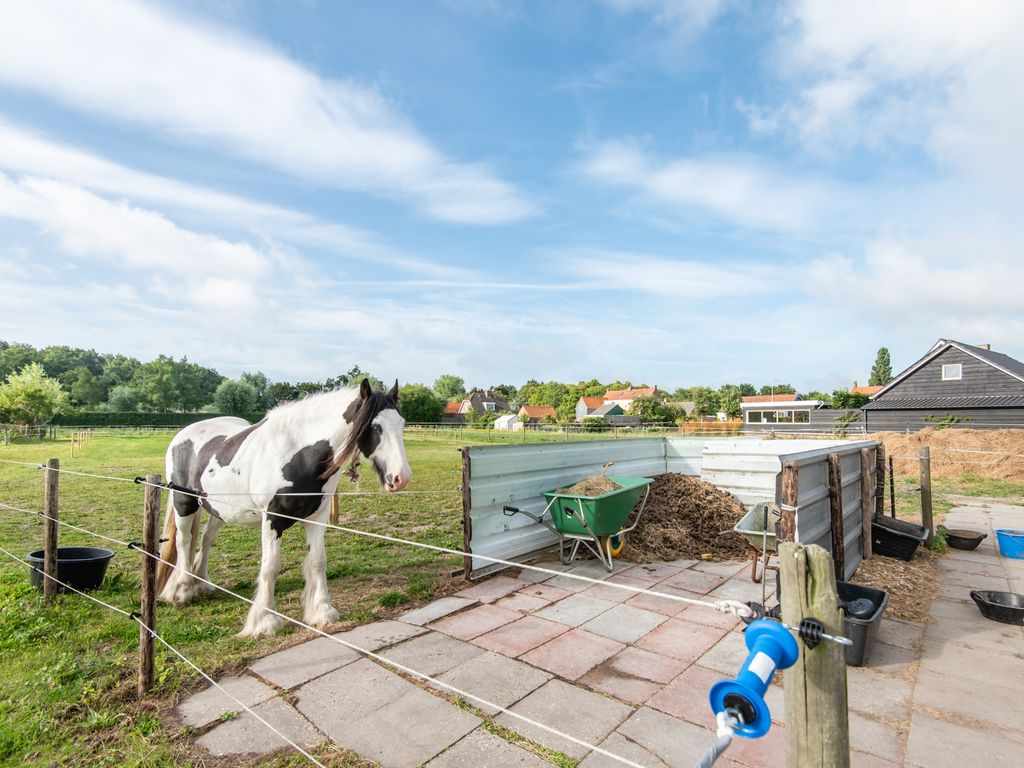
[178,499,1024,767]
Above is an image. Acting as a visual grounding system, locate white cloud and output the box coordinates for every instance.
[0,0,535,224]
[579,139,837,233]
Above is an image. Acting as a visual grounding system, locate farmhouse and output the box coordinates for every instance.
[863,339,1024,431]
[741,393,826,428]
[518,404,556,424]
[603,386,662,411]
[574,396,606,420]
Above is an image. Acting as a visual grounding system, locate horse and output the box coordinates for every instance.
[154,379,411,637]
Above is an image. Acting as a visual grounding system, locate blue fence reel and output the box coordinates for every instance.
[708,619,800,738]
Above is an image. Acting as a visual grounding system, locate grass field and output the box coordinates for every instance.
[2,432,1022,767]
[0,431,473,767]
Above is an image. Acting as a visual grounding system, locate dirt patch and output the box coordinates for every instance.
[621,473,750,562]
[869,428,1024,481]
[554,475,621,496]
[850,547,940,623]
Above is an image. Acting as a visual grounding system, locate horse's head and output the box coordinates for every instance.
[322,379,411,491]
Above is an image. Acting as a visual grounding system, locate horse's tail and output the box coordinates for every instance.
[155,492,177,593]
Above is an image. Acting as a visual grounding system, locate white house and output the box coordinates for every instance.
[494,413,521,431]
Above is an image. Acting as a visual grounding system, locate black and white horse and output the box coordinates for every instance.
[155,379,410,636]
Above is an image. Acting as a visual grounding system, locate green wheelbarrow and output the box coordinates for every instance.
[504,475,653,572]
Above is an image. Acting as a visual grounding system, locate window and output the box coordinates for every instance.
[941,364,962,381]
[746,410,761,423]
[483,401,496,411]
[795,411,809,423]
[776,410,793,423]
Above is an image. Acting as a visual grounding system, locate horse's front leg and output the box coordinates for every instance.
[190,515,223,596]
[302,503,339,627]
[239,515,285,637]
[159,509,200,606]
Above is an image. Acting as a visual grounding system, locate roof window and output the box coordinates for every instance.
[941,363,962,381]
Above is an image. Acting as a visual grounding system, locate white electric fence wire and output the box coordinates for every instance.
[0,545,327,768]
[0,503,648,768]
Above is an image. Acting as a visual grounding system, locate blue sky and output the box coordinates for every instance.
[1,0,1021,392]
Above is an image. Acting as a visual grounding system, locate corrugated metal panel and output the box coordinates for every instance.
[664,437,706,475]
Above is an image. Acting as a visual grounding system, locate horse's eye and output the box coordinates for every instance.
[374,424,383,435]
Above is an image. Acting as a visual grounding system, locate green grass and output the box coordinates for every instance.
[0,432,471,767]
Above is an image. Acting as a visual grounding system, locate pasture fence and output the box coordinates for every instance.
[0,455,855,768]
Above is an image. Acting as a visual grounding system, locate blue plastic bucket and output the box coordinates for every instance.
[995,530,1024,559]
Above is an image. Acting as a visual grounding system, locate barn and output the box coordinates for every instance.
[862,339,1024,431]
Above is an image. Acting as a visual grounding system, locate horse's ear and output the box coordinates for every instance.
[388,379,399,400]
[359,378,373,400]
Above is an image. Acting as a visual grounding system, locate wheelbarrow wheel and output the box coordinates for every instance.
[600,535,624,558]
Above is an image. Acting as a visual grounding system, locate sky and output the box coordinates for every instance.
[0,0,1022,394]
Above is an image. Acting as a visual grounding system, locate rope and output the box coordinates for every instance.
[0,506,647,768]
[696,712,737,768]
[0,545,326,768]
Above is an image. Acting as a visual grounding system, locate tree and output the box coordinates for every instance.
[399,384,443,422]
[737,383,757,396]
[213,380,258,415]
[69,366,105,407]
[758,383,796,396]
[105,385,141,412]
[693,387,721,418]
[0,343,39,381]
[831,390,871,409]
[269,381,300,403]
[240,371,274,409]
[131,355,177,411]
[869,347,893,386]
[0,363,70,424]
[328,365,384,392]
[803,390,833,405]
[433,374,466,402]
[630,395,675,424]
[171,357,222,411]
[489,384,517,402]
[718,385,742,418]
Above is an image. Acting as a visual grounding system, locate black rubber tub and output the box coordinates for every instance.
[27,547,115,592]
[775,579,889,666]
[942,528,987,551]
[872,515,928,561]
[970,590,1024,626]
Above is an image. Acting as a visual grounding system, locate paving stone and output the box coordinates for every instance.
[472,615,569,657]
[661,569,726,594]
[626,585,701,617]
[906,709,1024,768]
[455,575,531,603]
[399,596,477,626]
[436,651,551,716]
[848,711,905,763]
[863,640,917,677]
[250,636,360,690]
[938,558,1008,578]
[333,620,428,652]
[197,697,323,757]
[566,559,615,580]
[535,593,616,627]
[607,566,667,588]
[579,581,635,603]
[929,596,982,622]
[914,667,1020,730]
[677,600,743,631]
[694,629,747,675]
[340,685,481,768]
[515,563,567,583]
[604,646,688,685]
[495,592,552,613]
[631,562,684,582]
[690,560,748,578]
[647,663,722,725]
[496,679,633,760]
[636,617,728,663]
[578,666,662,705]
[918,635,1024,681]
[579,730,670,768]
[876,617,925,650]
[850,752,900,768]
[427,728,551,767]
[924,613,1024,655]
[705,576,768,602]
[846,667,913,721]
[615,706,723,766]
[940,570,1011,591]
[431,604,521,640]
[295,658,411,726]
[381,631,484,676]
[580,602,668,644]
[520,628,625,680]
[516,583,574,603]
[176,675,277,728]
[725,719,787,768]
[665,558,699,570]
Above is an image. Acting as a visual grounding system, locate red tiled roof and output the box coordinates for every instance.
[741,394,799,403]
[580,396,604,408]
[604,387,657,400]
[444,401,462,414]
[519,405,557,418]
[851,385,883,395]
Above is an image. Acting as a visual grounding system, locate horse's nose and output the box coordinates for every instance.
[385,472,409,491]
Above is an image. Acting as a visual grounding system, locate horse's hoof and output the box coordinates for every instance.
[238,611,284,637]
[159,579,196,607]
[305,603,340,628]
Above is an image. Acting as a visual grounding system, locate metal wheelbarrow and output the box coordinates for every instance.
[504,475,653,572]
[732,502,780,584]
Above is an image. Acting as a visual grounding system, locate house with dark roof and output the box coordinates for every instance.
[863,340,1024,431]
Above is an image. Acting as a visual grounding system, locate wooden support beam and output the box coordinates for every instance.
[889,455,896,518]
[827,453,846,579]
[875,444,886,519]
[460,448,473,581]
[919,446,933,548]
[138,474,161,696]
[43,458,59,604]
[779,541,850,768]
[859,448,873,560]
[779,463,798,543]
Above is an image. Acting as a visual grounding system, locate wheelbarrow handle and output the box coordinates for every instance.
[503,505,521,517]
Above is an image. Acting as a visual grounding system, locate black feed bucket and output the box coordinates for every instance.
[27,547,115,592]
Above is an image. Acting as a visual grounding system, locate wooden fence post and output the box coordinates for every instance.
[780,463,798,542]
[875,445,885,518]
[779,541,850,768]
[138,474,161,696]
[43,458,60,604]
[860,448,873,559]
[826,453,846,579]
[919,446,933,547]
[888,456,896,517]
[330,492,340,525]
